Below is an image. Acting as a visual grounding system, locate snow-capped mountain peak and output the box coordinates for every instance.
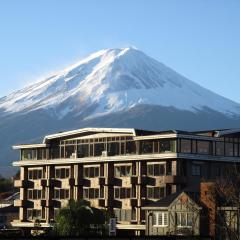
[0,47,240,119]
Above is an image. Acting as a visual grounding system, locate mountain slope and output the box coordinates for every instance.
[0,47,240,176]
[0,47,240,119]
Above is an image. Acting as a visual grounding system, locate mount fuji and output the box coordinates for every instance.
[0,47,240,176]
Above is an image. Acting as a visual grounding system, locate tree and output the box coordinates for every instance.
[54,200,109,236]
[206,164,240,240]
[0,175,14,198]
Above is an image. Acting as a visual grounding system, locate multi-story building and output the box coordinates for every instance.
[11,128,240,235]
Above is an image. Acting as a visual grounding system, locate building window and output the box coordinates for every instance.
[114,209,132,222]
[225,142,234,156]
[28,189,44,200]
[94,143,105,156]
[180,139,191,153]
[54,189,70,199]
[37,148,47,160]
[83,188,103,199]
[159,140,176,153]
[84,167,100,178]
[108,142,120,156]
[147,187,165,199]
[27,209,42,220]
[77,144,89,158]
[176,212,193,227]
[28,169,43,180]
[191,164,201,176]
[114,166,132,177]
[21,149,37,160]
[55,168,70,179]
[114,187,136,199]
[197,140,211,155]
[126,141,136,154]
[153,212,168,227]
[147,164,165,176]
[140,141,153,154]
[216,141,224,156]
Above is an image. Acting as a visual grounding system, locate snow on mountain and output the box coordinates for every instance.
[0,47,240,119]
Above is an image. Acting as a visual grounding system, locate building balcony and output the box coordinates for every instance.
[138,176,155,185]
[98,199,105,207]
[40,199,59,207]
[98,177,106,185]
[97,177,122,186]
[130,176,138,185]
[68,178,75,186]
[14,179,33,188]
[40,179,62,188]
[130,198,138,207]
[14,199,33,208]
[75,178,84,186]
[105,199,122,208]
[164,175,186,184]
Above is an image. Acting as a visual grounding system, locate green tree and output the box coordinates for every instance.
[54,199,108,236]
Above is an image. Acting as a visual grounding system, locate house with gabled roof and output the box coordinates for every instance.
[143,191,201,236]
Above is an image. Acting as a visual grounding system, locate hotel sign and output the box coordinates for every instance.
[109,218,116,236]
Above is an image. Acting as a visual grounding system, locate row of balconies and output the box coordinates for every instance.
[14,175,186,188]
[14,197,149,209]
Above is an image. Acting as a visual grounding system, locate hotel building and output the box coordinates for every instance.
[11,128,240,235]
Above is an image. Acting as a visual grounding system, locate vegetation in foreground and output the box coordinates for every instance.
[53,199,111,236]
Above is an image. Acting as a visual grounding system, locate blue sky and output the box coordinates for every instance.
[0,0,239,102]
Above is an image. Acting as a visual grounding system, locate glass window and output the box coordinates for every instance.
[54,189,70,199]
[126,141,136,154]
[77,144,89,158]
[192,164,201,176]
[55,168,70,179]
[94,143,105,156]
[140,141,153,154]
[147,164,165,176]
[114,187,134,199]
[153,212,168,227]
[27,209,42,220]
[147,187,165,199]
[216,141,224,156]
[83,188,100,199]
[180,139,191,153]
[225,142,234,156]
[108,142,120,156]
[177,212,193,227]
[197,141,211,155]
[114,166,132,177]
[84,167,100,178]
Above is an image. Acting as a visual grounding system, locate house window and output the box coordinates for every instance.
[176,212,193,227]
[153,212,168,227]
[191,164,201,176]
[147,164,165,176]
